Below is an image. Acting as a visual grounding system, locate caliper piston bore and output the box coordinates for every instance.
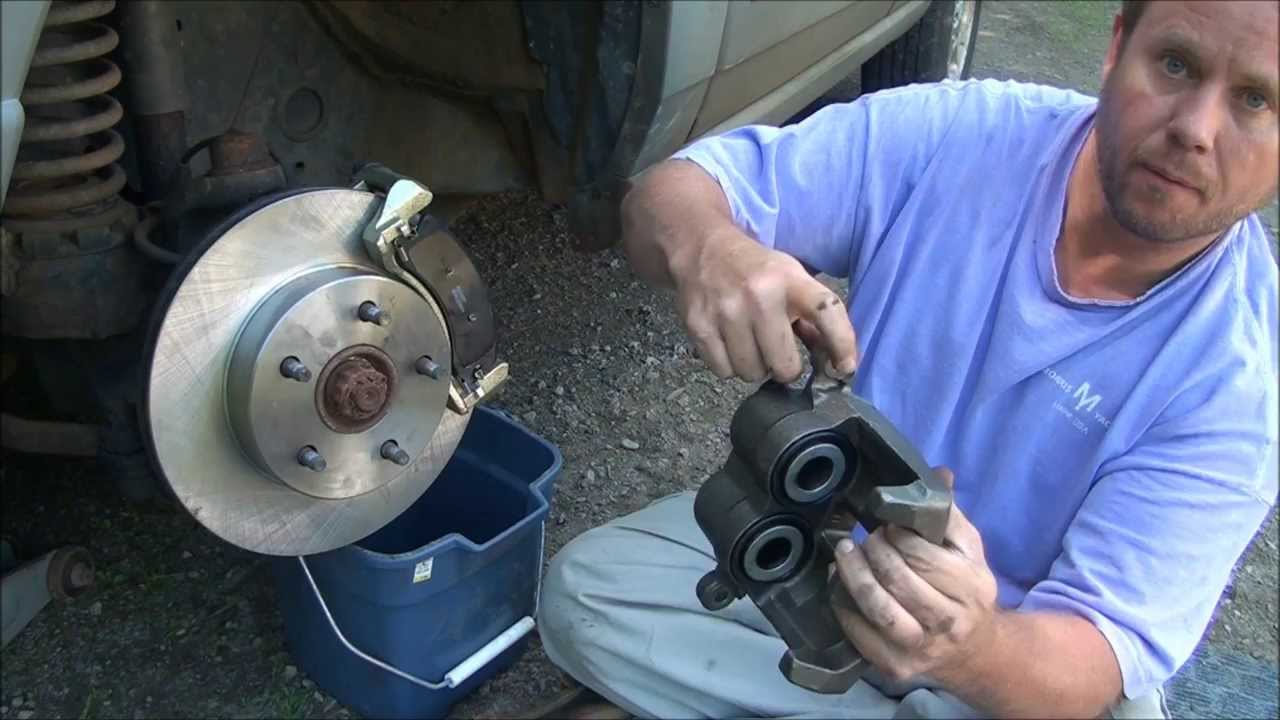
[781,442,849,504]
[768,430,860,504]
[742,523,806,583]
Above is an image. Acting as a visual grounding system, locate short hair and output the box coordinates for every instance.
[1120,0,1149,39]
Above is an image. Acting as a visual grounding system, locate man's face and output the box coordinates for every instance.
[1094,0,1279,244]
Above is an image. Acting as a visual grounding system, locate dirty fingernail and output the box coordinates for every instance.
[836,538,855,555]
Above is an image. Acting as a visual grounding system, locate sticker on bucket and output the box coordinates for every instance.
[412,558,433,583]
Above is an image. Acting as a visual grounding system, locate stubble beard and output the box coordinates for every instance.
[1094,76,1268,245]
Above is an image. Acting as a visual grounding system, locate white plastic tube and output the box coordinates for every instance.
[444,616,536,688]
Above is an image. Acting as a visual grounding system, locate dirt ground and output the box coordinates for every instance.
[2,2,1276,719]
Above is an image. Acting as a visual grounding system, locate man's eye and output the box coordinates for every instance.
[1162,55,1188,77]
[1243,91,1269,111]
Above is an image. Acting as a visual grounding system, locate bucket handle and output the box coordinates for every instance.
[297,555,537,690]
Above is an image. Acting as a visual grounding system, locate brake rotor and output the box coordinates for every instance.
[143,188,467,556]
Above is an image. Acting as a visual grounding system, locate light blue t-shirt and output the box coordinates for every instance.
[673,79,1278,700]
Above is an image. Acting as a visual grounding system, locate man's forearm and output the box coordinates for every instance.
[936,609,1123,719]
[620,159,737,290]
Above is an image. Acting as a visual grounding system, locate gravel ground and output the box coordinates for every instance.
[1,3,1276,719]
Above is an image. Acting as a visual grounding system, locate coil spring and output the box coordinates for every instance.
[2,0,128,228]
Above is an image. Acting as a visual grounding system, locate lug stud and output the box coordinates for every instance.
[380,440,411,466]
[414,355,441,379]
[280,356,312,382]
[358,301,389,326]
[297,446,326,472]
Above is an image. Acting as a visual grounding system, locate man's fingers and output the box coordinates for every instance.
[829,595,911,681]
[789,280,858,376]
[883,525,976,603]
[928,465,984,560]
[721,312,768,382]
[863,528,956,636]
[791,319,841,378]
[688,322,734,379]
[755,309,804,382]
[833,539,925,649]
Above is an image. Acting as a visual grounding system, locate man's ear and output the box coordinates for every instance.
[1101,13,1125,85]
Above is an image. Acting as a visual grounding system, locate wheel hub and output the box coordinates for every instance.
[317,347,397,433]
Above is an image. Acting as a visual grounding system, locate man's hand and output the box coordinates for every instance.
[830,467,998,686]
[669,224,859,384]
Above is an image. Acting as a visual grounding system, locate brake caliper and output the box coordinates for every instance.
[693,363,952,694]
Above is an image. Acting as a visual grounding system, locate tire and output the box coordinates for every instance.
[861,0,982,93]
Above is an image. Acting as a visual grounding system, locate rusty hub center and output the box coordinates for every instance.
[329,358,388,418]
[315,345,398,433]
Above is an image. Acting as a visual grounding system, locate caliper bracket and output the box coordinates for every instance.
[354,163,508,413]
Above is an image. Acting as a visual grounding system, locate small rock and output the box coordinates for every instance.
[645,356,659,365]
[313,692,324,703]
[621,439,640,451]
[188,571,200,579]
[585,469,597,483]
[604,345,612,353]
[146,697,152,704]
[89,601,102,617]
[523,411,537,423]
[181,551,192,559]
[554,385,565,396]
[532,293,542,301]
[284,665,298,680]
[608,292,618,299]
[678,448,690,458]
[17,711,33,720]
[175,628,186,637]
[556,515,566,526]
[610,258,622,269]
[302,679,315,690]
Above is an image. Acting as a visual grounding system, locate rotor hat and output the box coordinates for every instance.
[144,190,467,556]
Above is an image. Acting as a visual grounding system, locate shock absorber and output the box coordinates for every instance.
[2,0,130,230]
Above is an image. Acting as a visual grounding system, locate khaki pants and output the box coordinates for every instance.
[538,492,1169,719]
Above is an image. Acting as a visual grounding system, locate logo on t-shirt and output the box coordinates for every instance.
[1042,368,1111,435]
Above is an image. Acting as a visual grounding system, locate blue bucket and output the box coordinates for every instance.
[271,406,562,719]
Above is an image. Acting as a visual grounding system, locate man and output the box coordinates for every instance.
[537,1,1279,717]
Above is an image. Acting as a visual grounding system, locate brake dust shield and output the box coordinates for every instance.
[143,189,468,556]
